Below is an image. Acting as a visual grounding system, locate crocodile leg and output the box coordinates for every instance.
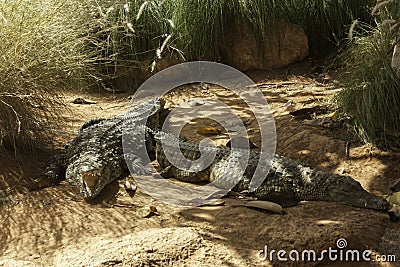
[41,154,68,187]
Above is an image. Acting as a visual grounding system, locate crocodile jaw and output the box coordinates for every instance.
[81,170,102,193]
[325,175,390,211]
[66,153,110,200]
[298,170,390,211]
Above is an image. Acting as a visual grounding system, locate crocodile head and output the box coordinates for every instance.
[320,172,390,211]
[66,152,118,199]
[299,169,390,211]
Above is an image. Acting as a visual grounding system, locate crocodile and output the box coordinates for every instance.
[43,97,165,199]
[154,130,390,210]
[43,97,392,213]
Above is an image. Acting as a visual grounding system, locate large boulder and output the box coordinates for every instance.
[220,20,309,71]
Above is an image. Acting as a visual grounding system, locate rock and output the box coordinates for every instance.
[196,127,222,136]
[379,227,400,260]
[220,20,309,71]
[137,205,157,218]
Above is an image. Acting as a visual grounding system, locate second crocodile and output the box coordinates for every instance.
[154,130,390,210]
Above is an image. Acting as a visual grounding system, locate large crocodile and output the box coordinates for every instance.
[44,97,392,212]
[43,97,165,199]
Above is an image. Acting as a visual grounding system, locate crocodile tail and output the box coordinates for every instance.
[79,118,106,132]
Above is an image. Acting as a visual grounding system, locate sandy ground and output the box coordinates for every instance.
[0,61,399,266]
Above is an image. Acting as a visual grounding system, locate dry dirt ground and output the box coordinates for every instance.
[1,61,400,266]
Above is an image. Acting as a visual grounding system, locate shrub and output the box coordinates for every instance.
[335,0,400,146]
[0,0,102,152]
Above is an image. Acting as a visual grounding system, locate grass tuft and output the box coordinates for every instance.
[335,1,400,147]
[0,0,102,153]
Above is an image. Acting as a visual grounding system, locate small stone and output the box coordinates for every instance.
[137,206,157,218]
[388,192,400,205]
[124,180,137,192]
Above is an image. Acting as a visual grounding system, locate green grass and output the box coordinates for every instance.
[335,1,400,147]
[86,0,177,90]
[0,0,103,152]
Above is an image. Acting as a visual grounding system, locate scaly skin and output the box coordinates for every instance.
[155,132,390,211]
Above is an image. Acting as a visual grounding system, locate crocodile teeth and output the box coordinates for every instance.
[82,172,101,189]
